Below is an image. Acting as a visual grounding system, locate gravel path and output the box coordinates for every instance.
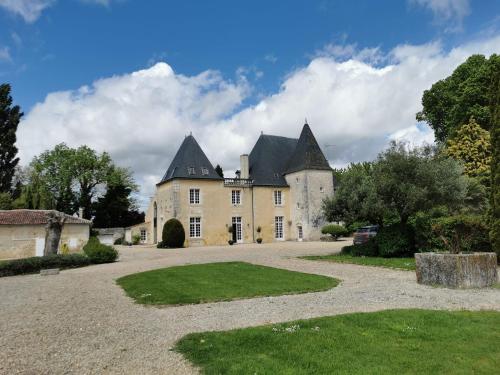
[1,241,499,374]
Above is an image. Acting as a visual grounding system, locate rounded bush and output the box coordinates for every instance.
[83,237,118,264]
[376,224,415,257]
[321,224,349,240]
[162,219,185,248]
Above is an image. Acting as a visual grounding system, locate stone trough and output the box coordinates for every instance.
[415,252,498,288]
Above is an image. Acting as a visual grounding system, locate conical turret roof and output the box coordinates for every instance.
[284,123,331,174]
[158,135,223,185]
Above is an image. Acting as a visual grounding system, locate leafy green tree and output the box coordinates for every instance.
[417,54,500,142]
[92,167,144,228]
[374,142,467,224]
[0,84,23,194]
[0,192,12,209]
[446,118,491,179]
[215,164,224,178]
[489,55,500,259]
[322,162,389,227]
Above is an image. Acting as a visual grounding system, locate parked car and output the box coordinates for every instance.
[353,225,379,245]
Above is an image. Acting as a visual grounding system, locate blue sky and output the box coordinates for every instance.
[0,0,499,209]
[2,0,498,111]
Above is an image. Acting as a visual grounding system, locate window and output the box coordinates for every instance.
[140,228,147,242]
[274,190,282,205]
[189,188,200,204]
[201,167,209,175]
[187,167,196,175]
[189,217,201,238]
[275,216,284,239]
[231,190,241,205]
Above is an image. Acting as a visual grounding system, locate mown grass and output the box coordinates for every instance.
[117,262,338,305]
[175,309,500,375]
[301,253,415,270]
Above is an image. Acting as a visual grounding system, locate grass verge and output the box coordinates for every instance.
[175,309,500,374]
[301,253,415,270]
[117,261,338,305]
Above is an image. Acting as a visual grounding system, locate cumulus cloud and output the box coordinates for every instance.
[17,35,500,208]
[0,46,11,62]
[411,0,470,32]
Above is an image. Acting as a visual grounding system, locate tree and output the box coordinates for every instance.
[417,54,500,142]
[43,211,66,255]
[92,167,144,228]
[446,118,491,179]
[489,55,500,259]
[215,164,224,178]
[0,192,12,209]
[322,162,389,227]
[374,142,467,224]
[0,84,23,194]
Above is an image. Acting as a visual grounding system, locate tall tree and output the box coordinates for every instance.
[489,56,500,259]
[417,54,500,142]
[446,118,491,179]
[0,84,23,194]
[215,164,224,178]
[92,167,144,228]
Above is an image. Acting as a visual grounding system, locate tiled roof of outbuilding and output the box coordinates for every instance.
[158,135,223,185]
[0,210,92,225]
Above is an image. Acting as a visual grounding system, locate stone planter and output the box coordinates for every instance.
[415,252,498,288]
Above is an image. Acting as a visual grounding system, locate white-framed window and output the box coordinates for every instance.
[187,167,196,175]
[140,228,147,242]
[189,217,201,238]
[201,167,209,175]
[274,190,283,205]
[232,216,243,242]
[189,188,200,204]
[231,190,241,205]
[275,216,284,240]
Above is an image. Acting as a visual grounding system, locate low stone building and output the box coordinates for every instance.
[125,222,150,244]
[0,210,91,260]
[142,122,334,246]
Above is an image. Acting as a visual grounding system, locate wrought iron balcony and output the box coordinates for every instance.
[224,178,254,187]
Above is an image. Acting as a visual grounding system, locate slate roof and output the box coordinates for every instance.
[158,135,223,185]
[284,123,332,174]
[249,134,298,186]
[0,210,92,225]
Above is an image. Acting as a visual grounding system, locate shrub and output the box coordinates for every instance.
[376,224,415,257]
[256,238,262,244]
[341,239,378,257]
[431,214,491,253]
[0,254,90,277]
[321,224,349,240]
[346,221,370,234]
[132,234,141,245]
[157,241,165,248]
[162,219,185,248]
[114,238,123,245]
[83,237,118,264]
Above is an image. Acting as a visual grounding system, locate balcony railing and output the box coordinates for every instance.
[224,178,254,187]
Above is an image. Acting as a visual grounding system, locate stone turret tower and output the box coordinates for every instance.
[284,122,333,241]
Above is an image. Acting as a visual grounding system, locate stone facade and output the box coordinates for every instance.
[144,123,334,247]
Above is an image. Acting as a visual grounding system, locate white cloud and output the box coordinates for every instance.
[17,35,500,209]
[411,0,470,32]
[0,46,11,62]
[264,54,278,63]
[0,0,54,22]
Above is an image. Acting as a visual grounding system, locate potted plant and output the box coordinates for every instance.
[256,226,262,244]
[228,240,234,245]
[415,215,497,288]
[256,238,262,244]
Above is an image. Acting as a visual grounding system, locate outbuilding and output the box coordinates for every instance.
[0,209,91,260]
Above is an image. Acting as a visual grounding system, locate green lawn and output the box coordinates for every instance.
[301,253,415,270]
[116,262,338,305]
[175,309,500,374]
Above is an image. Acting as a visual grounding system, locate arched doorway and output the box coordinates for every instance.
[153,202,158,244]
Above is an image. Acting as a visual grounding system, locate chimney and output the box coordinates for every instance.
[240,154,249,179]
[78,207,84,218]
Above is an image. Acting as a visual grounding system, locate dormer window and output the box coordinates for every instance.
[201,167,209,175]
[187,167,196,175]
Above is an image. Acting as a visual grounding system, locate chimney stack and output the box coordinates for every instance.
[240,154,249,179]
[78,207,84,218]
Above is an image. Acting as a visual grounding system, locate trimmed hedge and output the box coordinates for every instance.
[321,224,349,240]
[0,254,91,277]
[83,237,118,264]
[159,218,185,248]
[341,239,378,257]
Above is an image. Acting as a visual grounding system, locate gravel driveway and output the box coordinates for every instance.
[1,241,499,374]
